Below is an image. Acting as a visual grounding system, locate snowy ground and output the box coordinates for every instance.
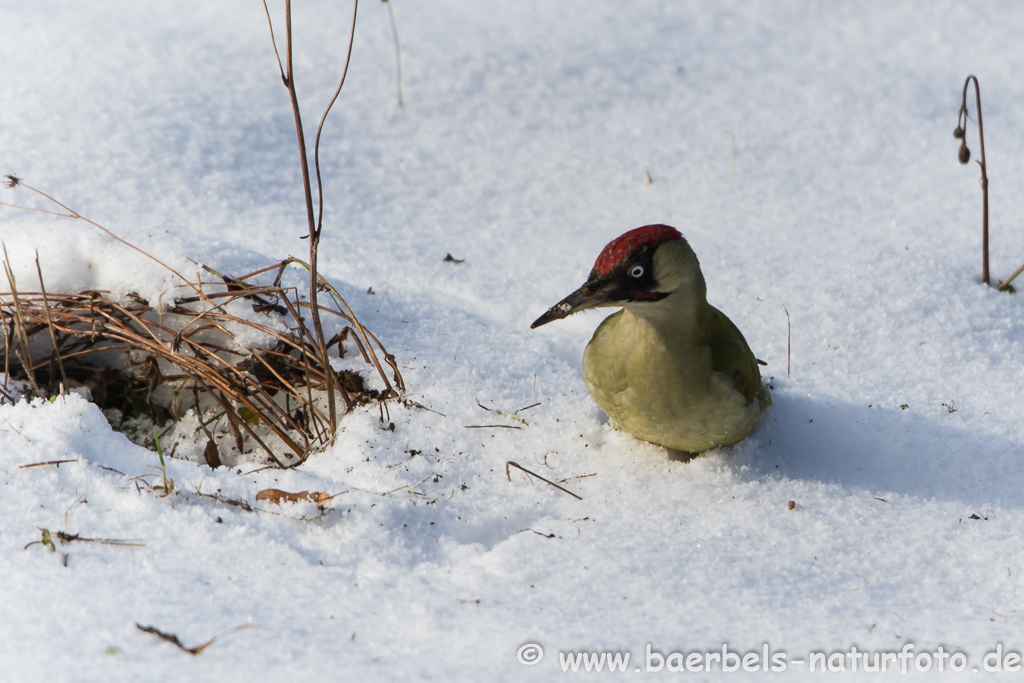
[3,1,1024,680]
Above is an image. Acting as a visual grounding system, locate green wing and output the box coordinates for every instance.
[702,305,765,407]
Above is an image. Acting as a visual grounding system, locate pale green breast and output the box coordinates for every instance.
[581,308,764,453]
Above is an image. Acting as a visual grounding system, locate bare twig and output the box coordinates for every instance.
[35,252,68,390]
[2,244,42,398]
[312,0,360,235]
[781,303,791,377]
[265,0,366,437]
[998,262,1024,292]
[136,623,257,656]
[18,459,76,469]
[505,460,583,500]
[3,180,190,285]
[464,424,523,430]
[279,1,339,433]
[955,75,989,285]
[260,0,286,80]
[285,256,403,395]
[55,531,145,548]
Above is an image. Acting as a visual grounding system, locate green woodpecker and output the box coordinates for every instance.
[532,225,771,454]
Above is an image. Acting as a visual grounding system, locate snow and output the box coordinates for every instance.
[3,0,1024,679]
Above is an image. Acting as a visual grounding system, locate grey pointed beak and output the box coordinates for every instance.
[530,277,618,329]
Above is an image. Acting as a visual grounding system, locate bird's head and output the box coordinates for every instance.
[531,224,706,329]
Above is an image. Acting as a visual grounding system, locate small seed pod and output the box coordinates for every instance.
[953,125,964,139]
[958,143,971,165]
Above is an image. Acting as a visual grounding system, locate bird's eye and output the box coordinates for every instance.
[629,265,644,278]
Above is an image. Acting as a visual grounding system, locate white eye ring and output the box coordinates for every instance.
[629,265,644,278]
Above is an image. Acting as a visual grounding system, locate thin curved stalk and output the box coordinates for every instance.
[3,179,191,286]
[957,75,989,285]
[269,0,349,434]
[313,0,359,236]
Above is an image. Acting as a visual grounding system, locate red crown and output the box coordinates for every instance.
[593,224,685,275]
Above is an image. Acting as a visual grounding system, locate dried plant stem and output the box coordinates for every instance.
[136,623,257,656]
[34,252,68,390]
[781,303,791,377]
[957,75,989,286]
[235,3,408,406]
[998,263,1024,292]
[505,460,583,500]
[264,0,365,438]
[2,244,42,398]
[313,0,360,233]
[286,256,402,395]
[278,1,337,435]
[2,180,189,285]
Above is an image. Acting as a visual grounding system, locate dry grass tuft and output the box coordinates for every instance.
[1,197,403,467]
